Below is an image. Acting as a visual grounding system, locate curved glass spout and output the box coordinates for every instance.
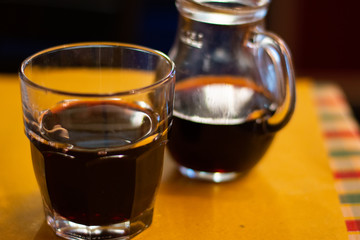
[176,0,271,25]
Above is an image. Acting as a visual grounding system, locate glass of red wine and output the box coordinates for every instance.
[20,42,175,240]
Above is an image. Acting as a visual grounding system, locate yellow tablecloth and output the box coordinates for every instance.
[0,74,349,239]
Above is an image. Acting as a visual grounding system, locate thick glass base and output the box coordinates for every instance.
[179,166,240,183]
[44,206,153,240]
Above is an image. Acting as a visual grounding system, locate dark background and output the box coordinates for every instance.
[1,0,360,116]
[0,0,178,72]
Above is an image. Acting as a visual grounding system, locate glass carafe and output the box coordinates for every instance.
[167,0,296,182]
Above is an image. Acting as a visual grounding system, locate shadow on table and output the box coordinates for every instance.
[33,222,61,240]
[160,149,272,200]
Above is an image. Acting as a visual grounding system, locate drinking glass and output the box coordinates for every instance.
[20,42,175,239]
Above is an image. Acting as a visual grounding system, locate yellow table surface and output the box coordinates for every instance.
[0,74,348,239]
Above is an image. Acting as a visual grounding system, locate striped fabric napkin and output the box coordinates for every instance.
[314,82,360,239]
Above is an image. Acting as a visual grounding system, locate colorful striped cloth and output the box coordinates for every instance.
[314,82,360,240]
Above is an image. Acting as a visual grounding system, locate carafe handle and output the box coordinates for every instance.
[250,31,296,132]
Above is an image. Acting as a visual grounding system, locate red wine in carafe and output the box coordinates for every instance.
[168,76,276,173]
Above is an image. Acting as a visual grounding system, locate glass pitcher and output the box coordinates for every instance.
[167,0,296,182]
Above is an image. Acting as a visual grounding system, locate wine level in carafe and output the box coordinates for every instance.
[29,100,165,226]
[168,76,276,173]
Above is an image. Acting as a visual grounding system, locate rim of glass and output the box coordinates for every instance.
[178,0,270,14]
[19,42,176,97]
